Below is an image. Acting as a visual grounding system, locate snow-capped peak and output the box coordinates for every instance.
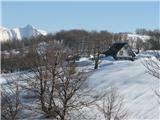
[25,24,35,29]
[0,24,47,42]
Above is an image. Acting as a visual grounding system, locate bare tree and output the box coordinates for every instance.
[136,38,143,52]
[91,32,101,69]
[23,43,98,119]
[96,88,128,120]
[144,56,160,79]
[93,44,101,69]
[1,80,21,120]
[144,51,160,102]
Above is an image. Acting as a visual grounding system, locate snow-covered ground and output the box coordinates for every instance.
[87,58,159,119]
[136,50,160,59]
[75,52,159,119]
[1,51,160,119]
[127,34,150,42]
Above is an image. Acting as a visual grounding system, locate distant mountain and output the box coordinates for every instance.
[0,24,47,42]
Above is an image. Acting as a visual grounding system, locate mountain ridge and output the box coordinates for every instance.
[0,25,151,43]
[0,24,47,42]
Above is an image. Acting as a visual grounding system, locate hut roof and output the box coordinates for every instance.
[102,42,128,57]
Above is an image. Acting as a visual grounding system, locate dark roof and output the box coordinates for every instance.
[102,42,128,57]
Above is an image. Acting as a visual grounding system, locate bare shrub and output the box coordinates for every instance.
[1,81,21,120]
[96,88,128,120]
[143,51,160,102]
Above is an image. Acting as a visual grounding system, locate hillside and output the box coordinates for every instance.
[1,51,159,119]
[127,33,150,42]
[86,57,159,119]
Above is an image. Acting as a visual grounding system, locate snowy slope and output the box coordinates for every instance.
[74,53,160,119]
[120,33,151,49]
[1,52,159,119]
[0,25,47,42]
[87,57,159,119]
[127,33,150,42]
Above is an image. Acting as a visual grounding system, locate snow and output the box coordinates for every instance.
[75,53,159,119]
[78,57,90,62]
[1,51,160,119]
[37,29,47,36]
[86,57,159,119]
[136,50,160,59]
[0,75,7,84]
[0,24,47,42]
[127,33,150,42]
[120,33,151,49]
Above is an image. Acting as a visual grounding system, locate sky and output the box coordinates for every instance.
[1,1,159,33]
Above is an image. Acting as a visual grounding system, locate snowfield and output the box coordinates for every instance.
[87,57,159,119]
[1,51,160,119]
[75,52,159,119]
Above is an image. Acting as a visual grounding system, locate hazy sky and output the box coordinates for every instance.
[1,1,159,33]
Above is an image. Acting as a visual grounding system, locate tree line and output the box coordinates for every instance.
[1,29,160,72]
